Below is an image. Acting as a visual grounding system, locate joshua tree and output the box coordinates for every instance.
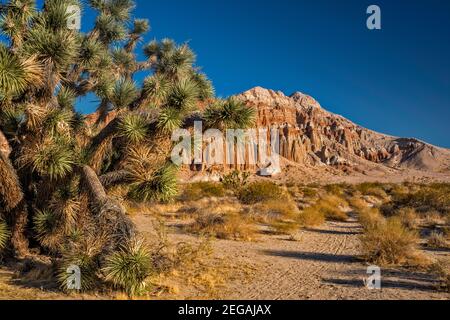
[0,0,256,294]
[0,0,217,290]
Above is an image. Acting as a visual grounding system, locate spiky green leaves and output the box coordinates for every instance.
[107,0,135,22]
[24,25,80,71]
[112,48,134,72]
[110,78,138,109]
[0,220,10,250]
[204,98,256,130]
[57,239,102,292]
[167,79,199,112]
[142,74,171,105]
[131,18,149,35]
[57,87,76,110]
[102,238,152,297]
[78,38,105,70]
[157,108,182,133]
[95,13,126,43]
[118,113,148,144]
[128,163,178,203]
[0,44,43,98]
[33,209,61,250]
[190,72,214,101]
[41,0,81,31]
[144,40,196,79]
[19,138,75,180]
[0,0,37,46]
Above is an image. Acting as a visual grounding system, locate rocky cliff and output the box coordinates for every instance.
[229,87,450,176]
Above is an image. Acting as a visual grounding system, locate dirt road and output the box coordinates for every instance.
[212,218,449,300]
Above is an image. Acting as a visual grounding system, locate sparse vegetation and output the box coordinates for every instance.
[103,238,153,297]
[187,212,256,241]
[360,216,420,266]
[427,232,448,249]
[430,261,450,292]
[221,171,250,191]
[181,182,226,201]
[315,195,349,222]
[397,208,419,230]
[298,206,326,227]
[238,181,285,205]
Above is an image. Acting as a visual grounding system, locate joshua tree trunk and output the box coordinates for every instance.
[0,137,29,257]
[80,166,135,250]
[9,200,29,257]
[0,145,22,211]
[0,130,11,158]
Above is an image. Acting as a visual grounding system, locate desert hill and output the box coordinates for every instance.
[236,87,450,171]
[189,87,450,183]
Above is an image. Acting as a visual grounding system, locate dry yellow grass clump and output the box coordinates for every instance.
[180,182,226,201]
[298,194,349,227]
[298,206,326,227]
[359,215,421,266]
[187,212,256,241]
[397,208,419,230]
[427,231,449,249]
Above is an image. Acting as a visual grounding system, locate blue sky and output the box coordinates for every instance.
[14,1,450,147]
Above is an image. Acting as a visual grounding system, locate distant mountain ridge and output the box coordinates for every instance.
[234,87,450,175]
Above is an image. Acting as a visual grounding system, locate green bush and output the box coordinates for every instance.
[382,184,450,216]
[238,181,285,205]
[181,182,226,201]
[221,170,250,190]
[103,239,152,297]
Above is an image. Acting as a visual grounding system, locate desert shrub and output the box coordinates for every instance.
[298,206,326,227]
[355,183,388,199]
[221,170,250,190]
[324,183,353,197]
[384,184,450,216]
[270,221,300,235]
[358,208,384,230]
[57,240,103,293]
[103,238,153,297]
[397,208,419,230]
[427,232,448,249]
[0,220,10,250]
[360,217,419,266]
[348,196,368,211]
[423,211,446,227]
[258,198,299,220]
[33,210,62,251]
[300,187,318,199]
[187,213,255,241]
[430,261,450,292]
[180,182,226,201]
[237,181,285,205]
[256,198,300,235]
[315,195,349,222]
[324,184,345,196]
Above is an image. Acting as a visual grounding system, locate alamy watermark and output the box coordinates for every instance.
[171,121,281,176]
[364,266,382,290]
[66,5,81,30]
[367,5,381,30]
[66,265,81,291]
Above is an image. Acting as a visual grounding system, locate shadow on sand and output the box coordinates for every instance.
[262,250,358,264]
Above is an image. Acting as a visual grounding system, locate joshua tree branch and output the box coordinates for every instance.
[80,166,136,249]
[99,170,132,188]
